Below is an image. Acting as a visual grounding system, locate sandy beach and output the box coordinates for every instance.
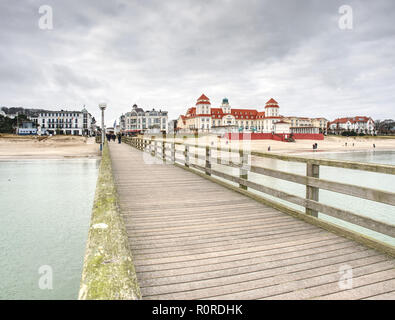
[0,134,100,159]
[1,134,394,160]
[175,135,395,155]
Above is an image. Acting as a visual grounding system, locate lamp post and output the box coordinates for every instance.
[99,103,107,152]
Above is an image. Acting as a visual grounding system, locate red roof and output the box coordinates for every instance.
[181,98,278,121]
[196,100,211,105]
[330,116,373,125]
[198,94,210,101]
[265,98,279,108]
[230,109,258,120]
[196,94,211,104]
[266,98,278,104]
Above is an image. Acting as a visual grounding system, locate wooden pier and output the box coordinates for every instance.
[109,138,395,300]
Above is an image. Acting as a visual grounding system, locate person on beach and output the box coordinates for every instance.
[268,146,271,152]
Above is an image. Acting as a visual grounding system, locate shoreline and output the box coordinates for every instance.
[292,148,395,156]
[0,155,101,160]
[0,136,100,160]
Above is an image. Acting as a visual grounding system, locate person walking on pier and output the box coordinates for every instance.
[117,133,122,144]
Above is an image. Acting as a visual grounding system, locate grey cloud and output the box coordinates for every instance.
[0,0,394,123]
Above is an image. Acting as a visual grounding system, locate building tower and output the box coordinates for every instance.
[196,94,211,132]
[221,98,231,114]
[196,94,211,115]
[264,98,281,133]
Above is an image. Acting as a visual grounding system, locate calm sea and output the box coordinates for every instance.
[0,159,99,299]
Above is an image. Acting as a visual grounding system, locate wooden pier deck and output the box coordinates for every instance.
[109,143,395,300]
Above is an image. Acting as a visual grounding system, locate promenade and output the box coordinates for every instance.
[109,142,395,300]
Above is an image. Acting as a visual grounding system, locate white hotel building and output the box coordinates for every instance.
[37,107,95,136]
[176,95,282,133]
[121,104,168,133]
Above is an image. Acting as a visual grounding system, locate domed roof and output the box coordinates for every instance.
[132,104,144,113]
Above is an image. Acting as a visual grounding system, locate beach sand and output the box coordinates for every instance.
[174,135,395,155]
[0,134,100,159]
[1,134,394,159]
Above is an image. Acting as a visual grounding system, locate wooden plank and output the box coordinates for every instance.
[137,247,377,287]
[132,230,333,260]
[131,227,325,252]
[312,273,395,300]
[143,260,395,300]
[135,242,365,280]
[363,291,395,300]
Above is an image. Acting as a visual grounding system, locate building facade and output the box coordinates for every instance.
[37,107,95,136]
[282,116,329,134]
[121,104,168,133]
[329,116,375,135]
[17,121,37,135]
[177,95,281,133]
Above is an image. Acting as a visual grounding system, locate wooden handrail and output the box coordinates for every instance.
[122,136,395,238]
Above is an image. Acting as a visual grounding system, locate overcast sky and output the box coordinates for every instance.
[1,0,394,125]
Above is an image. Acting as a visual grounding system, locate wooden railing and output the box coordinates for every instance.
[122,136,395,239]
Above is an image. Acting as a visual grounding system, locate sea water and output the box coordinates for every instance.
[0,159,99,299]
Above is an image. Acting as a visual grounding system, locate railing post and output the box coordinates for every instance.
[239,149,248,190]
[153,140,157,157]
[162,141,166,162]
[195,144,198,162]
[306,162,320,217]
[185,145,189,167]
[171,143,175,163]
[205,145,211,176]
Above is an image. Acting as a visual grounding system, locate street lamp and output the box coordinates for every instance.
[99,103,107,152]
